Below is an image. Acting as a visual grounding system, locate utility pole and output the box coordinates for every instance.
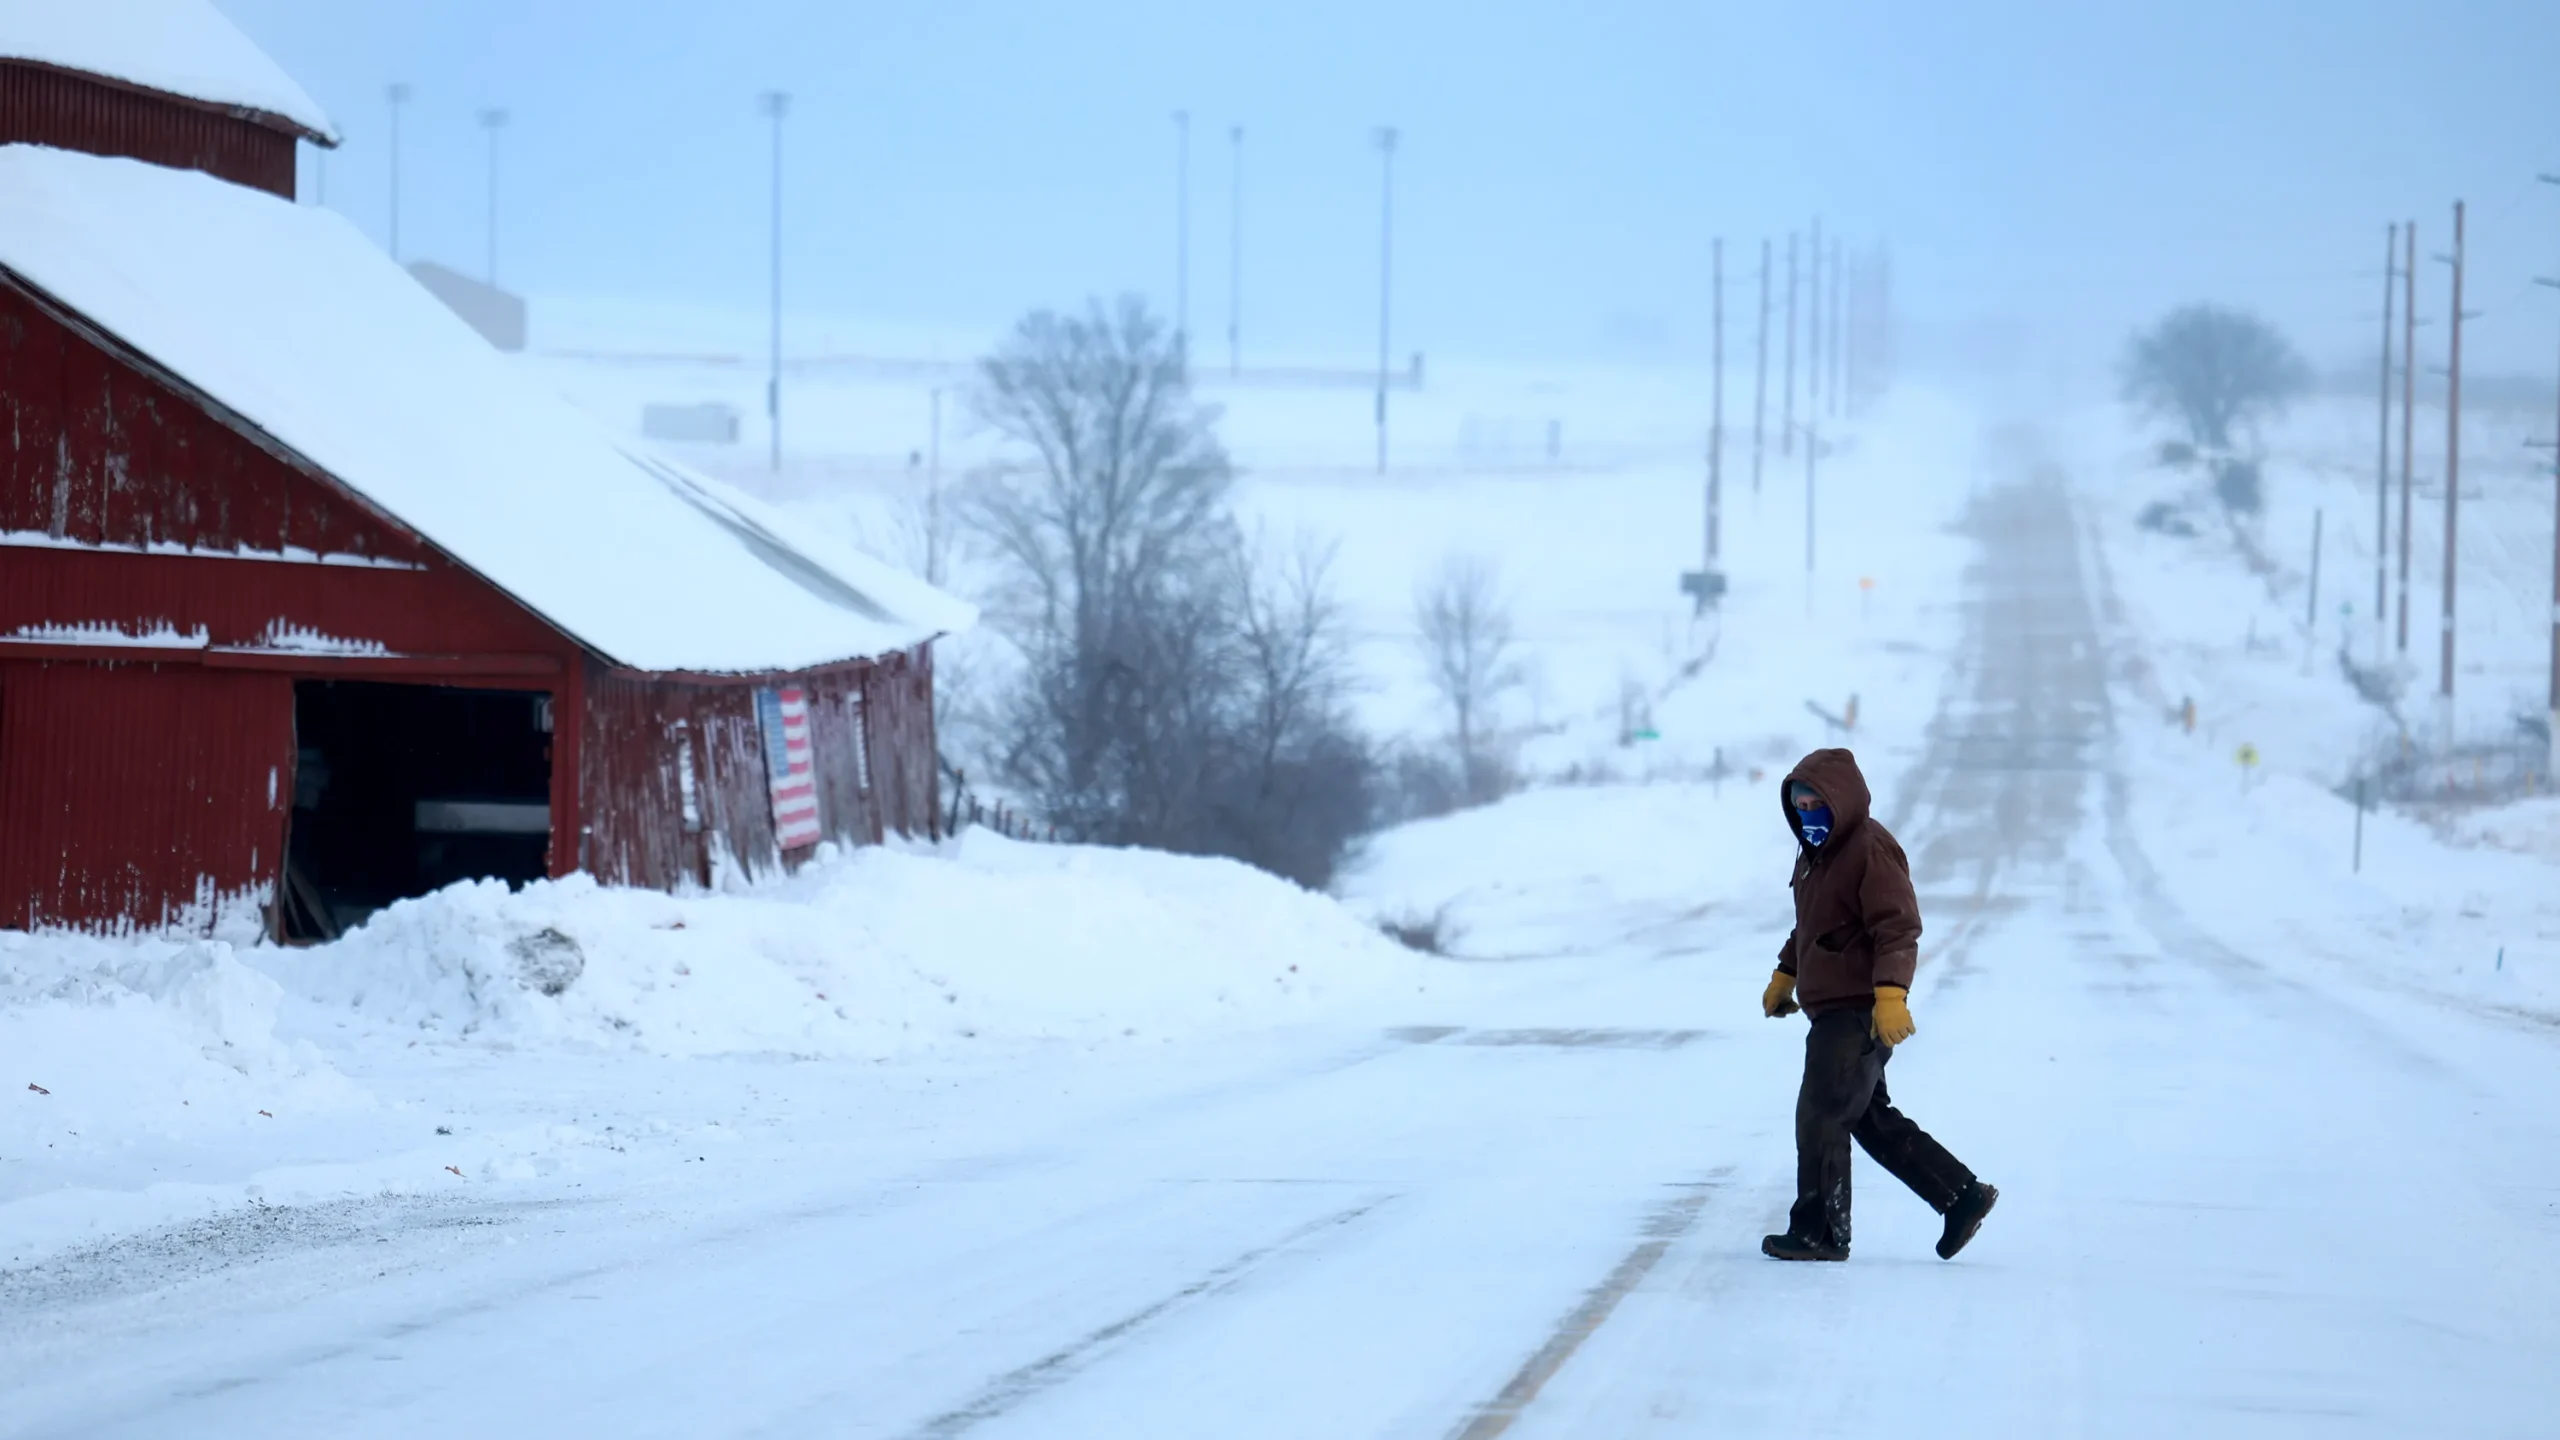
[1173,110,1191,365]
[1805,416,1819,579]
[1373,126,1398,476]
[1842,244,1860,418]
[478,108,508,286]
[1753,238,1770,497]
[2398,219,2417,655]
[1708,236,1724,564]
[2537,173,2560,776]
[1228,125,1244,376]
[2376,222,2395,656]
[1783,231,1798,456]
[2440,199,2466,703]
[1808,218,1825,417]
[759,89,789,475]
[1829,236,1846,418]
[927,386,945,587]
[386,83,410,261]
[1878,246,1895,397]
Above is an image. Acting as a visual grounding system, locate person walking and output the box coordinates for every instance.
[1759,747,1997,1261]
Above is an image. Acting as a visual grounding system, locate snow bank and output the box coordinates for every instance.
[2,931,360,1154]
[265,834,1440,1059]
[1341,782,1793,965]
[1,833,1444,1262]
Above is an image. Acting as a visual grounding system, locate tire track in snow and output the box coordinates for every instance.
[894,1197,1392,1439]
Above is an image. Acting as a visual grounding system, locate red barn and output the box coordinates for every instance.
[0,9,972,939]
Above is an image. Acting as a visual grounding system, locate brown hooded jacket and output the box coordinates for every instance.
[1776,748,1921,1016]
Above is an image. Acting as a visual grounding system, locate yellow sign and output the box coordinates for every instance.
[2236,743,2260,768]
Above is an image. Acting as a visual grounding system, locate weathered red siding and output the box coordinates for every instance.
[0,259,579,932]
[862,646,941,840]
[0,546,573,661]
[0,660,292,932]
[578,652,940,892]
[0,60,301,200]
[0,283,426,562]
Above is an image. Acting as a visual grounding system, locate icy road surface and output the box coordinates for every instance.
[7,474,2558,1438]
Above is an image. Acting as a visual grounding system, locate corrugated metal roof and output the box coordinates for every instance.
[0,0,335,143]
[0,147,976,676]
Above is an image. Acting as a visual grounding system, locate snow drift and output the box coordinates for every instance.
[247,834,1438,1060]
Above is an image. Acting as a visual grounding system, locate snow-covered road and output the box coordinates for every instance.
[7,468,2558,1438]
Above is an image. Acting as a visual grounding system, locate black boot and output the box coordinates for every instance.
[1936,1182,1998,1260]
[1762,1231,1847,1262]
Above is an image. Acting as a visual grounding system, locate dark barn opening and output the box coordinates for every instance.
[284,681,553,939]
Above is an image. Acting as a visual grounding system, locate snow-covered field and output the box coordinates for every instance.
[7,319,2560,1436]
[2069,393,2560,1018]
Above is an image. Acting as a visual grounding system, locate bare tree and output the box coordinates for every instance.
[1232,531,1352,781]
[958,297,1377,884]
[959,297,1236,840]
[863,450,959,590]
[1209,531,1376,882]
[2122,304,2311,453]
[1416,553,1524,805]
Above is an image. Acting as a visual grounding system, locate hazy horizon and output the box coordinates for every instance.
[226,0,2560,394]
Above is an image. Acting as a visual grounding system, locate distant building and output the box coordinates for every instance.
[407,261,527,353]
[0,3,973,939]
[643,402,743,446]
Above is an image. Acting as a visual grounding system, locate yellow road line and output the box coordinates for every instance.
[1448,1181,1720,1440]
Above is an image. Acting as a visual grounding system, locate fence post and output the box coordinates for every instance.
[2352,774,2366,874]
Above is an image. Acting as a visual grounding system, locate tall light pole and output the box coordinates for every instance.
[386,83,411,260]
[1752,238,1770,498]
[1373,125,1398,476]
[759,90,789,475]
[1173,110,1191,366]
[478,108,509,286]
[1228,124,1244,377]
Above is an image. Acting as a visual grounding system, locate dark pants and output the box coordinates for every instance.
[1789,1007,1975,1249]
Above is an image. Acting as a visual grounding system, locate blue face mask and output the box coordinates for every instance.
[1797,804,1834,848]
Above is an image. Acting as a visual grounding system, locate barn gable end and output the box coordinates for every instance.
[0,59,302,199]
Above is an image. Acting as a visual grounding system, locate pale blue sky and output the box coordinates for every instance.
[225,0,2560,382]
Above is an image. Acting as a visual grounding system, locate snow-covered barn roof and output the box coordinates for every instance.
[0,146,975,675]
[0,0,337,144]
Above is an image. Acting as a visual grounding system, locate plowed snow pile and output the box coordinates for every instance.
[1,933,364,1152]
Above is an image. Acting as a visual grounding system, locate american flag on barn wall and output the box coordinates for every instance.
[754,686,822,850]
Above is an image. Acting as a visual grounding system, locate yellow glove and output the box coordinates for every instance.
[1761,969,1800,1018]
[1871,985,1915,1045]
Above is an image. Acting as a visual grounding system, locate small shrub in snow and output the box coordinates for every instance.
[2136,500,2199,538]
[1378,904,1459,956]
[2211,456,2264,515]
